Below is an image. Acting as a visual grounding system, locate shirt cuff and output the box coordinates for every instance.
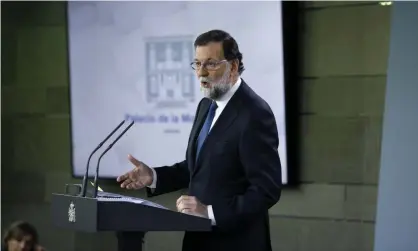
[148,168,157,188]
[207,205,216,225]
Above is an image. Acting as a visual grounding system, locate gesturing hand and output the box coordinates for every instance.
[116,154,153,189]
[176,195,208,218]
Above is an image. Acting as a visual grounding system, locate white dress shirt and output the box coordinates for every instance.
[148,78,242,225]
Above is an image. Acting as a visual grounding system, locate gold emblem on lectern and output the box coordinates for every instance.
[68,201,76,223]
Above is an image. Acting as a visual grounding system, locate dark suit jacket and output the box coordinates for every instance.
[147,80,282,251]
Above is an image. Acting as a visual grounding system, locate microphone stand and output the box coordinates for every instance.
[93,121,135,198]
[81,120,125,197]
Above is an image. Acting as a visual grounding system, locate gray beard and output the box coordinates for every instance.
[201,64,232,100]
[203,81,232,100]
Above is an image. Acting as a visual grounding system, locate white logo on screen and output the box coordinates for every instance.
[145,36,196,109]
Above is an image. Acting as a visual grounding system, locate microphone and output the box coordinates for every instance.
[80,120,126,197]
[93,120,135,198]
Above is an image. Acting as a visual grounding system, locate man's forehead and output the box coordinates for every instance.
[194,42,224,60]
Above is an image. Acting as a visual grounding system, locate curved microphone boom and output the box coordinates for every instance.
[93,120,135,198]
[81,120,126,197]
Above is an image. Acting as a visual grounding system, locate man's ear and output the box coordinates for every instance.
[228,60,239,82]
[231,59,239,73]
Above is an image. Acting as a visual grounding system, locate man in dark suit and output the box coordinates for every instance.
[117,29,282,251]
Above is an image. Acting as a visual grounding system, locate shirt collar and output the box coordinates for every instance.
[214,77,241,109]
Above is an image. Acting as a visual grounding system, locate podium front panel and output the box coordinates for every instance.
[51,193,212,233]
[51,194,98,232]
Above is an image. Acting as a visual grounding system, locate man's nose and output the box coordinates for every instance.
[197,67,209,78]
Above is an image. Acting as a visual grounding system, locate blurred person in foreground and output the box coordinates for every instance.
[117,29,282,251]
[2,221,45,251]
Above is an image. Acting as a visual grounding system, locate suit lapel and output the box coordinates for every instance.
[192,83,244,176]
[187,98,211,172]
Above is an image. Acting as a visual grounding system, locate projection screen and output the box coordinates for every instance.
[67,1,289,184]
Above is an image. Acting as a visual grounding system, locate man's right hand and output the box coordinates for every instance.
[116,154,153,189]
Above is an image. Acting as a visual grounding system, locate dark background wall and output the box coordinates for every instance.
[1,1,391,251]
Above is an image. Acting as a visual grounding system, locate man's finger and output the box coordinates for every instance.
[176,195,185,206]
[131,182,143,190]
[176,195,192,206]
[177,203,192,212]
[177,200,196,212]
[116,171,130,182]
[120,179,132,188]
[128,154,142,167]
[180,201,195,208]
[177,200,186,211]
[182,209,192,214]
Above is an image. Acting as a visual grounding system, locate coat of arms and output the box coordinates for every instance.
[145,36,196,108]
[68,201,76,223]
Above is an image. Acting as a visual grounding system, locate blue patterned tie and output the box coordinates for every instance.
[195,101,218,162]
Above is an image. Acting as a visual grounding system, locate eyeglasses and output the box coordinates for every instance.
[190,60,228,71]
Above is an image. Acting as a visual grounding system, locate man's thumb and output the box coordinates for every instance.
[128,154,142,167]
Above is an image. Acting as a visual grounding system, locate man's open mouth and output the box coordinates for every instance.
[201,81,210,87]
